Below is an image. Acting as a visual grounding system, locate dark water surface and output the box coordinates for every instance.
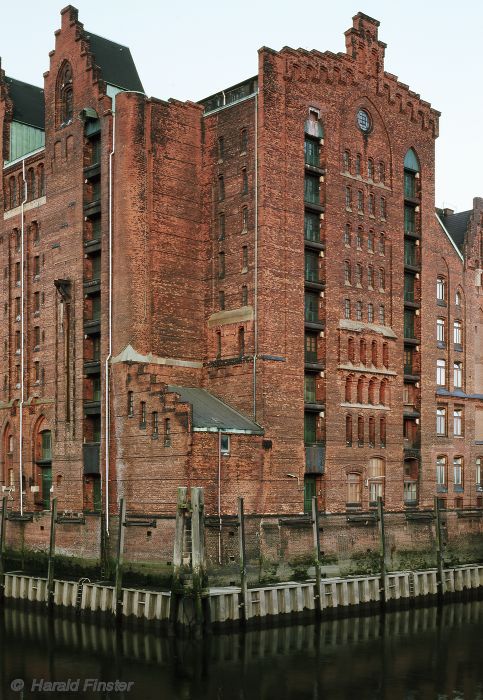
[1,601,483,699]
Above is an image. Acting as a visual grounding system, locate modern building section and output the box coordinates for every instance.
[0,6,482,536]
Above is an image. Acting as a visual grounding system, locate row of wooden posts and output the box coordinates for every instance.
[0,490,448,621]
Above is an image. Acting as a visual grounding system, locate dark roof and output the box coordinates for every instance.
[86,33,144,92]
[437,208,471,252]
[4,77,44,129]
[168,386,264,435]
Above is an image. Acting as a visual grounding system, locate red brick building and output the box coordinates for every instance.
[0,6,482,540]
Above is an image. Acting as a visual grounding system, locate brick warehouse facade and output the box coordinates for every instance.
[0,7,482,566]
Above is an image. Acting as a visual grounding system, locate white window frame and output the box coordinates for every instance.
[436,276,445,301]
[436,408,446,436]
[436,359,446,386]
[436,318,445,342]
[436,457,446,485]
[453,457,463,486]
[453,409,462,437]
[453,362,462,389]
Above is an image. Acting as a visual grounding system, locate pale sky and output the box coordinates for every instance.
[1,0,481,211]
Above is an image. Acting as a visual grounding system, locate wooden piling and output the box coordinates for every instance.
[0,496,6,603]
[46,498,57,608]
[238,497,248,624]
[377,496,386,607]
[114,498,126,619]
[311,496,322,617]
[169,487,188,633]
[434,496,445,600]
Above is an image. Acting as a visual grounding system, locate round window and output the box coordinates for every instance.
[356,109,371,134]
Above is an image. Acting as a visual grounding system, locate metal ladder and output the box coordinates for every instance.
[75,577,90,611]
[408,572,415,597]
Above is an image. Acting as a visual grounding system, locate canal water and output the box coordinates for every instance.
[1,601,483,699]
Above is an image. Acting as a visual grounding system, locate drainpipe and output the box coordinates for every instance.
[104,112,115,536]
[19,159,27,516]
[218,430,222,564]
[253,93,259,421]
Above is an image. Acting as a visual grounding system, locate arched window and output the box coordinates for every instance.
[3,425,14,487]
[347,472,361,505]
[345,376,353,403]
[368,378,376,405]
[371,341,378,366]
[344,261,351,285]
[9,176,17,209]
[348,337,355,363]
[436,455,447,486]
[345,415,353,446]
[58,62,73,125]
[27,168,35,201]
[382,342,389,368]
[343,150,351,172]
[17,173,24,204]
[369,416,375,447]
[379,380,387,405]
[404,148,420,173]
[360,339,367,364]
[357,416,364,446]
[304,109,324,139]
[357,377,364,404]
[379,418,386,447]
[37,164,45,197]
[367,158,374,180]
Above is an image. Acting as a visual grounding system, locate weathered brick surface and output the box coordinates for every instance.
[0,9,481,572]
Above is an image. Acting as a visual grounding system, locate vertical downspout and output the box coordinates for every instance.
[105,112,115,536]
[253,93,259,421]
[218,430,222,564]
[19,159,27,516]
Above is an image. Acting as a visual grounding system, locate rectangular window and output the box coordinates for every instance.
[152,411,159,437]
[379,305,385,325]
[436,407,447,436]
[304,138,320,167]
[368,194,375,216]
[241,285,248,306]
[15,331,20,351]
[356,301,363,321]
[34,326,40,349]
[305,251,319,282]
[242,246,248,272]
[127,391,134,417]
[305,175,320,204]
[305,333,318,363]
[404,481,418,504]
[218,136,224,159]
[404,239,417,266]
[93,335,101,361]
[454,320,462,345]
[344,299,351,320]
[305,292,319,323]
[404,347,413,374]
[436,359,446,386]
[404,274,414,302]
[437,318,445,343]
[218,212,225,240]
[436,277,445,301]
[404,205,415,234]
[218,176,225,201]
[367,303,374,323]
[218,251,225,278]
[379,234,385,255]
[453,408,463,437]
[436,457,447,485]
[240,128,248,153]
[379,268,386,291]
[164,418,171,447]
[453,362,462,389]
[15,297,21,318]
[345,186,352,210]
[34,360,40,383]
[367,230,374,251]
[355,264,362,286]
[347,473,361,505]
[241,168,248,194]
[305,212,320,242]
[453,457,463,486]
[380,197,386,219]
[304,374,316,403]
[216,331,222,358]
[357,191,364,213]
[356,229,362,249]
[477,457,482,488]
[404,309,414,338]
[368,266,374,289]
[404,171,416,198]
[92,376,101,402]
[241,207,248,232]
[34,291,40,313]
[219,290,225,310]
[140,401,146,427]
[220,434,230,455]
[33,256,40,277]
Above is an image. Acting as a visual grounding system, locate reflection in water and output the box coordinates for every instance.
[0,602,483,699]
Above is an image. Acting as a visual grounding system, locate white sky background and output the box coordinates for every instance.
[1,0,481,211]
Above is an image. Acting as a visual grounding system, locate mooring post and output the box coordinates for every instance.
[191,487,208,635]
[377,496,386,607]
[169,486,188,633]
[434,496,445,601]
[238,497,248,624]
[0,496,7,603]
[114,497,126,620]
[311,496,322,617]
[46,497,57,608]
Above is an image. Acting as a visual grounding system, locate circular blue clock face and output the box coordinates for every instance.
[357,109,371,133]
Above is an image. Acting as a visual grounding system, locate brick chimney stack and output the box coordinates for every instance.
[345,12,386,77]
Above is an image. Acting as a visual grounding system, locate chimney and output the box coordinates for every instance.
[344,12,386,76]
